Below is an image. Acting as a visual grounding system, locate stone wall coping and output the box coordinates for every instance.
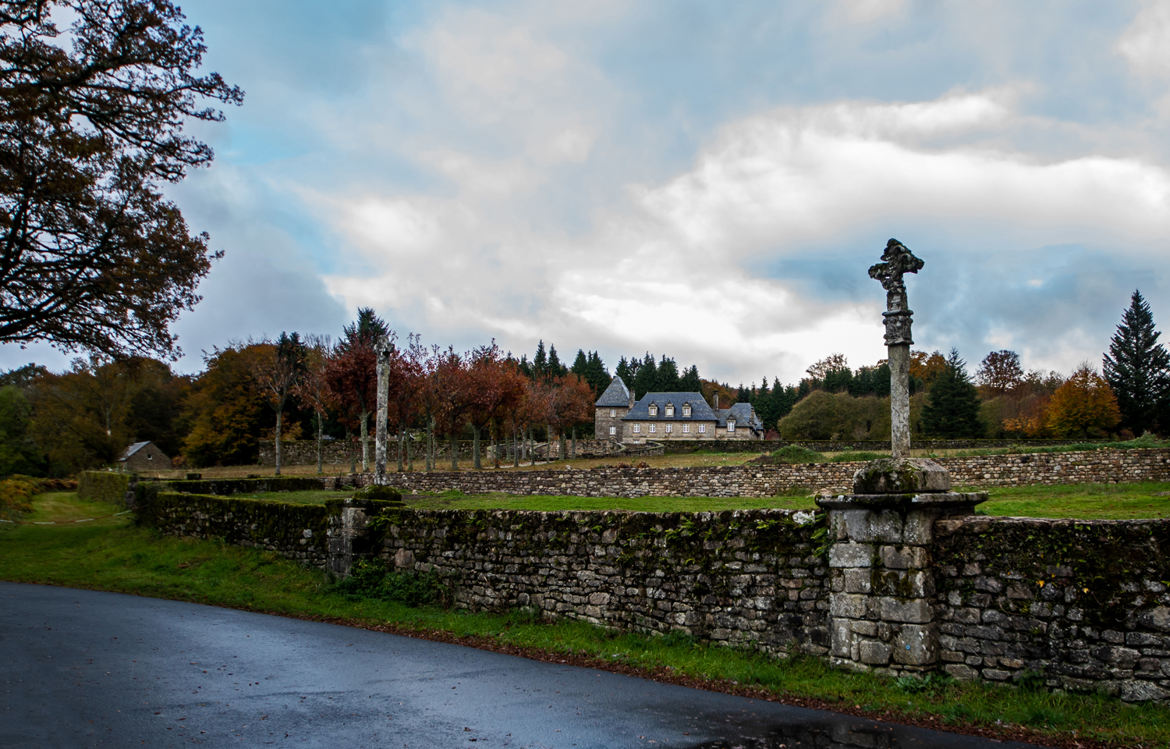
[815,492,987,510]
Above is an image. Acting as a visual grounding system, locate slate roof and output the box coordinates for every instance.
[623,392,718,422]
[715,403,765,432]
[120,441,152,461]
[595,376,633,407]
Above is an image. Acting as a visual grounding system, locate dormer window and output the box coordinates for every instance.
[727,419,736,433]
[682,404,692,417]
[648,404,658,416]
[665,403,674,417]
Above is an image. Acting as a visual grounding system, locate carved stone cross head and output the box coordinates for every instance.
[868,238,924,300]
[374,336,392,361]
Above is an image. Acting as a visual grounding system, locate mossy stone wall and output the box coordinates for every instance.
[374,507,829,656]
[134,491,331,568]
[77,471,132,505]
[933,516,1170,702]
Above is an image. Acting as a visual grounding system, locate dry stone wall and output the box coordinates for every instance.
[363,449,1170,497]
[376,508,829,656]
[933,516,1170,702]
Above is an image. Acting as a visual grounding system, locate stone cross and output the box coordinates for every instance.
[374,336,392,485]
[868,238,923,459]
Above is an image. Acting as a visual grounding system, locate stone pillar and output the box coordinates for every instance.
[325,497,400,577]
[374,337,391,485]
[888,344,911,459]
[817,459,985,675]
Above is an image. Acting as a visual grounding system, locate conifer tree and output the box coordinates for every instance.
[1103,290,1170,435]
[922,349,983,438]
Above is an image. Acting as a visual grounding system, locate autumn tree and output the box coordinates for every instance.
[183,343,271,467]
[909,350,948,388]
[253,332,306,475]
[429,346,475,470]
[466,342,524,469]
[294,335,335,474]
[325,308,388,471]
[1103,290,1170,436]
[548,373,597,458]
[921,349,982,438]
[0,0,243,358]
[1046,364,1120,438]
[976,350,1024,396]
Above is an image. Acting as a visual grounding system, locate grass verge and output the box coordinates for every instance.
[3,493,1169,747]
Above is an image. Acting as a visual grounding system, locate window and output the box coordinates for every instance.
[665,404,674,417]
[648,404,658,416]
[609,426,616,436]
[610,409,615,418]
[682,404,691,417]
[633,424,641,434]
[649,424,656,434]
[665,424,672,433]
[698,424,706,434]
[683,424,690,434]
[727,420,736,433]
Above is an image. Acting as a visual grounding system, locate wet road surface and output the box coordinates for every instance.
[0,582,1041,748]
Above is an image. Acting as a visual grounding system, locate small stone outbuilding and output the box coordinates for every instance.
[118,441,171,472]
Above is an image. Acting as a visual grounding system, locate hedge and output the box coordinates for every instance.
[77,471,132,505]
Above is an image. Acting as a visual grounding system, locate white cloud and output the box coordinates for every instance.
[1117,1,1170,79]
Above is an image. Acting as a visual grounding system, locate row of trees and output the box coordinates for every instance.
[2,292,1166,476]
[772,291,1170,442]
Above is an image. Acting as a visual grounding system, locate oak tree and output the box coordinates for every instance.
[0,0,243,357]
[1046,364,1120,438]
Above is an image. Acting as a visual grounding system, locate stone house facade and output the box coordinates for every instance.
[594,376,763,442]
[118,441,171,472]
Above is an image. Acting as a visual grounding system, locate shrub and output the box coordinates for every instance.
[0,475,42,519]
[77,471,131,505]
[353,484,404,502]
[769,445,825,464]
[331,559,451,607]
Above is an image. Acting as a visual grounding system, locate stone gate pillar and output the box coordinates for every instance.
[816,459,985,674]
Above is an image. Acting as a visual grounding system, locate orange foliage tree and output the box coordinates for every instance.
[1045,365,1120,438]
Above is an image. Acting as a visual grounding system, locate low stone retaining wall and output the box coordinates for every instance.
[133,487,1170,703]
[934,516,1170,702]
[379,508,828,656]
[362,449,1170,496]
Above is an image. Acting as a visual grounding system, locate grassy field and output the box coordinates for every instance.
[2,491,1168,748]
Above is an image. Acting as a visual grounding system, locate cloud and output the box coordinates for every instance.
[1117,1,1170,79]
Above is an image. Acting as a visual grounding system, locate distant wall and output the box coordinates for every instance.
[365,449,1170,496]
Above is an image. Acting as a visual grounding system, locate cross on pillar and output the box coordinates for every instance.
[868,238,923,459]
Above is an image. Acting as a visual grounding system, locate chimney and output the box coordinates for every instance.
[713,392,719,409]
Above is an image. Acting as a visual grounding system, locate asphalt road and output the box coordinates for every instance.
[0,582,1040,748]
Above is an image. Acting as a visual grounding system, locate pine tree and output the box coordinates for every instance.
[656,355,680,391]
[679,365,702,392]
[1103,290,1170,436]
[922,349,983,438]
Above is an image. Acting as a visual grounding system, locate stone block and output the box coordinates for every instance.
[851,457,951,494]
[944,664,978,680]
[830,594,868,619]
[829,543,874,569]
[878,597,931,624]
[892,624,937,666]
[879,545,928,570]
[843,568,873,594]
[859,639,892,665]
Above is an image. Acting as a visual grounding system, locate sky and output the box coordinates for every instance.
[4,0,1169,387]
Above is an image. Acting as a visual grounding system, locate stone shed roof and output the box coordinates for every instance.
[120,441,152,461]
[715,403,764,431]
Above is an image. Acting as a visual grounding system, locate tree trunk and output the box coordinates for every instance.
[315,412,324,475]
[571,427,576,459]
[360,409,370,472]
[426,417,434,471]
[559,430,566,464]
[396,428,404,472]
[274,407,283,476]
[513,427,519,468]
[472,425,482,469]
[407,430,414,471]
[450,429,459,471]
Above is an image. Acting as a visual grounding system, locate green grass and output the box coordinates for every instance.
[974,481,1170,519]
[2,492,1169,747]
